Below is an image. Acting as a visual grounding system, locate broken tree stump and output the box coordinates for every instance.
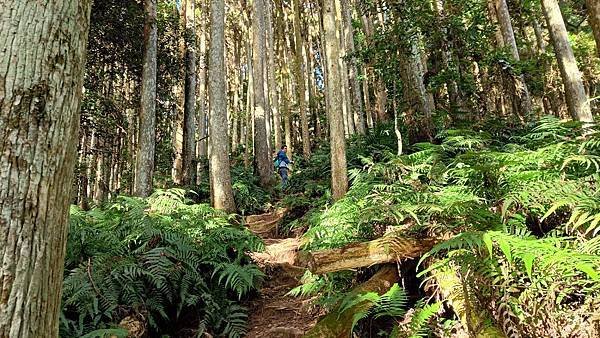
[302,234,437,274]
[245,208,288,237]
[303,265,399,338]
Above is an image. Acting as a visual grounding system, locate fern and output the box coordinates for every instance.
[61,189,262,337]
[337,283,408,333]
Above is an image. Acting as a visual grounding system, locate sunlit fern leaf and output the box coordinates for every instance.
[407,301,441,338]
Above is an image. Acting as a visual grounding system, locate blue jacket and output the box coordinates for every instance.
[276,150,290,168]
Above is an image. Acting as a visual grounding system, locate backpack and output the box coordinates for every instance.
[274,157,280,171]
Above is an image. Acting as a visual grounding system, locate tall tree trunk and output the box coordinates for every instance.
[433,0,460,110]
[587,0,600,56]
[94,137,109,204]
[253,0,273,187]
[78,132,90,210]
[231,30,242,152]
[182,0,197,185]
[197,0,209,169]
[208,0,236,212]
[265,0,276,153]
[335,0,354,136]
[541,0,594,124]
[293,0,312,159]
[244,32,254,168]
[134,0,158,197]
[323,0,348,200]
[363,66,374,129]
[0,0,92,335]
[342,0,365,134]
[532,17,547,52]
[493,0,533,118]
[172,14,186,185]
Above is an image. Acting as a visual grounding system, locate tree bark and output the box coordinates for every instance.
[197,0,209,166]
[264,0,276,153]
[302,235,437,274]
[541,0,594,124]
[587,0,600,57]
[253,0,273,187]
[292,0,312,159]
[323,0,349,200]
[0,0,92,335]
[208,0,236,212]
[134,0,158,197]
[182,0,197,185]
[335,0,355,136]
[342,0,365,134]
[94,137,109,204]
[433,0,460,110]
[244,32,254,169]
[493,0,533,118]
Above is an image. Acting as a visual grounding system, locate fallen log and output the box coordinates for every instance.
[303,265,399,338]
[302,234,437,274]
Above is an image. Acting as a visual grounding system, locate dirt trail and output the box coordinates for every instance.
[244,210,321,338]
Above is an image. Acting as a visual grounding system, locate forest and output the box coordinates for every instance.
[1,0,600,337]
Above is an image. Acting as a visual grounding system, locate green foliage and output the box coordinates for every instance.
[61,189,263,337]
[337,283,408,333]
[301,117,600,336]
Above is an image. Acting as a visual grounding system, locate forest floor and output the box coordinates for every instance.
[244,210,322,337]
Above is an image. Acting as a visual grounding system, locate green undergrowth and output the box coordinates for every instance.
[288,117,600,337]
[61,189,263,338]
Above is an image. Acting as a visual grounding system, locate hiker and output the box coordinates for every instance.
[274,145,292,188]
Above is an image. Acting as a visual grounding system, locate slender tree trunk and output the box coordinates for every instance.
[208,0,236,212]
[342,0,365,134]
[265,0,278,152]
[182,0,197,185]
[253,0,272,187]
[363,66,374,129]
[244,33,254,168]
[78,132,90,210]
[533,17,547,52]
[493,0,533,118]
[231,30,241,153]
[293,0,312,159]
[541,0,594,124]
[94,137,109,204]
[433,0,460,109]
[323,0,348,200]
[0,1,92,335]
[197,0,209,166]
[134,0,158,197]
[281,8,295,160]
[172,13,186,185]
[335,0,354,136]
[587,0,600,57]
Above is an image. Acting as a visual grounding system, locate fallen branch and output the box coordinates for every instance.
[304,265,399,337]
[302,234,437,274]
